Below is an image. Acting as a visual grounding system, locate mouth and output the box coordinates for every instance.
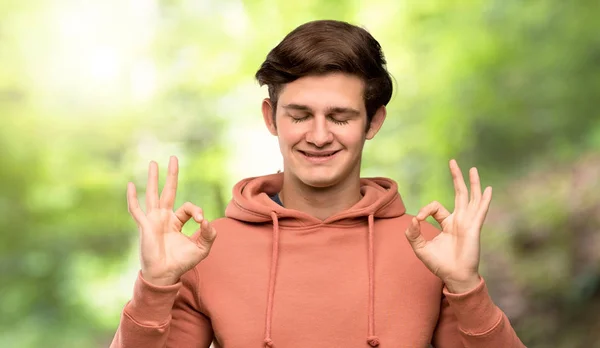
[298,150,341,162]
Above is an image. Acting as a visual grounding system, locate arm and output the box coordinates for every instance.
[404,159,525,347]
[110,269,213,348]
[432,278,524,348]
[111,156,217,347]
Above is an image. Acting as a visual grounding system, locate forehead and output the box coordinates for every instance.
[277,73,365,112]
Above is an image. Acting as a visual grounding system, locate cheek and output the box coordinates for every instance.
[277,125,305,148]
[334,127,366,149]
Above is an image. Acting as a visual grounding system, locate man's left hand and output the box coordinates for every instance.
[405,159,492,294]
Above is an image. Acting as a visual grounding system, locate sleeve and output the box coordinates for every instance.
[432,277,525,348]
[109,268,214,348]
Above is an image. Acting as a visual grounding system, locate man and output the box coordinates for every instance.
[111,20,525,347]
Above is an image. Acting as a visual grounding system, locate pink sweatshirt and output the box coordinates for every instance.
[111,173,525,347]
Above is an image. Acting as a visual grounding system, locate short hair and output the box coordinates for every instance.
[255,20,393,126]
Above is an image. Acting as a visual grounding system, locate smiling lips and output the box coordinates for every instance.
[298,150,341,163]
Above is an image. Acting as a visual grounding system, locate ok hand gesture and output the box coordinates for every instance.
[405,160,492,293]
[127,156,217,286]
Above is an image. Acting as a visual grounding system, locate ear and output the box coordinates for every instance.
[262,98,278,136]
[366,105,387,140]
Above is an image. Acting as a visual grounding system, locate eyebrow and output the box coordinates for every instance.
[282,103,361,116]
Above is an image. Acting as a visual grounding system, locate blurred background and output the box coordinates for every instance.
[1,0,599,347]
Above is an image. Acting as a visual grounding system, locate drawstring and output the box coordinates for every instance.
[367,214,380,347]
[264,212,280,347]
[263,211,380,347]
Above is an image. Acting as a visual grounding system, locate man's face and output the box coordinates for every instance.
[262,72,385,189]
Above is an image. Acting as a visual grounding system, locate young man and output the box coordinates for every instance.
[111,20,525,347]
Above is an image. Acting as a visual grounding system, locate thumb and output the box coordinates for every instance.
[405,217,428,251]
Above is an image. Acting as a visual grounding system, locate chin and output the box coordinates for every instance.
[301,178,336,189]
[295,170,342,189]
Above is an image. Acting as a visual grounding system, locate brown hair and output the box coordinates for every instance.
[255,20,393,127]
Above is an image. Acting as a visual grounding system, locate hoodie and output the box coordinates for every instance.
[110,173,525,348]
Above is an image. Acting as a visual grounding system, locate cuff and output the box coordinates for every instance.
[124,270,182,326]
[443,277,503,335]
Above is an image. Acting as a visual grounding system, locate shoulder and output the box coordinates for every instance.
[376,214,441,239]
[417,218,442,240]
[189,217,272,253]
[209,216,244,230]
[188,216,258,241]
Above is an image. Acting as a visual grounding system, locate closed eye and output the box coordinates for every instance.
[330,117,349,125]
[290,115,309,123]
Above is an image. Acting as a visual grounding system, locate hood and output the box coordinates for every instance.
[225,172,406,225]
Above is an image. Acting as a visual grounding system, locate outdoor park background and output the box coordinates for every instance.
[1,0,599,347]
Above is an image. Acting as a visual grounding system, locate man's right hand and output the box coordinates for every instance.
[126,156,217,286]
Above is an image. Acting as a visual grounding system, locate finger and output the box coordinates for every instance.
[469,167,482,204]
[405,217,428,251]
[197,219,217,249]
[174,202,204,226]
[474,186,493,227]
[159,156,179,210]
[450,159,469,212]
[146,161,159,212]
[416,201,451,227]
[127,182,145,225]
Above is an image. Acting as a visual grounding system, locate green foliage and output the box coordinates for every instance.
[1,1,598,347]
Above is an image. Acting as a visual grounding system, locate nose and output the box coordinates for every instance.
[305,116,334,148]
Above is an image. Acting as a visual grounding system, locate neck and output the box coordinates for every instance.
[279,170,362,221]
